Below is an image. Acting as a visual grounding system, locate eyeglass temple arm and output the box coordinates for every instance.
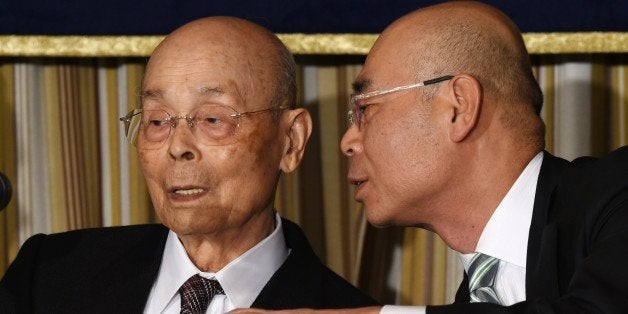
[423,75,454,85]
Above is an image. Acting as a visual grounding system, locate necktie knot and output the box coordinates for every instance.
[468,253,501,304]
[179,274,225,314]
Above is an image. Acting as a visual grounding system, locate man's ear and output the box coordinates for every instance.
[446,74,482,142]
[280,108,313,173]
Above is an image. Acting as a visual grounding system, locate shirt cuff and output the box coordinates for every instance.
[381,305,426,314]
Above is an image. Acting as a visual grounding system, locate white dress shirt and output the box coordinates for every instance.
[144,214,289,314]
[381,152,543,313]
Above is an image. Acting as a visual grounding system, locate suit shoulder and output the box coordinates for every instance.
[1,224,168,312]
[44,223,167,239]
[561,146,628,190]
[568,145,628,171]
[10,224,167,269]
[554,146,628,229]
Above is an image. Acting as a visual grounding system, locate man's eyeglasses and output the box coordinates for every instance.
[119,104,287,148]
[348,75,453,129]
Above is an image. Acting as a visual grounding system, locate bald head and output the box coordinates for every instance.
[145,16,296,110]
[370,1,544,148]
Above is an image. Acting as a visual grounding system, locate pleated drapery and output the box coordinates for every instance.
[1,55,627,305]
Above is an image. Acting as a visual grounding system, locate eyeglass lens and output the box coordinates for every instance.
[127,105,240,147]
[348,75,454,129]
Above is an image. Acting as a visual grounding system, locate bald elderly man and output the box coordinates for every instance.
[237,1,628,314]
[0,17,377,313]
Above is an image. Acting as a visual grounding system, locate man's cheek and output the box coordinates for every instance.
[138,151,157,174]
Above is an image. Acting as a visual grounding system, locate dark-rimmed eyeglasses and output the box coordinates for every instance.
[348,75,453,129]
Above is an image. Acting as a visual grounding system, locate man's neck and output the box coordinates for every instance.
[177,211,275,272]
[433,147,540,253]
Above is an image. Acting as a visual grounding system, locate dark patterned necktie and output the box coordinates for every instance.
[468,253,501,304]
[179,274,225,314]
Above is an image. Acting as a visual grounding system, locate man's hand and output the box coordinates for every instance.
[229,306,382,314]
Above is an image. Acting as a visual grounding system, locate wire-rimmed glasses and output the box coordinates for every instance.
[348,75,454,129]
[119,104,287,148]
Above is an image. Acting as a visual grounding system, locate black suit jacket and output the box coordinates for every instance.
[0,218,377,313]
[428,147,628,313]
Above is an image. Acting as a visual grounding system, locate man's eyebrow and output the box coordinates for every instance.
[140,89,163,100]
[139,86,225,101]
[352,79,372,94]
[197,86,225,96]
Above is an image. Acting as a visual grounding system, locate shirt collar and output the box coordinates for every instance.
[150,213,289,311]
[462,152,543,269]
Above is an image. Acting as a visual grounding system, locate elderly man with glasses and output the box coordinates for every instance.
[0,17,377,313]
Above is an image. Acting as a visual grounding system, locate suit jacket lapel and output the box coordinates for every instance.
[252,218,319,308]
[525,151,568,300]
[454,274,470,303]
[86,225,169,312]
[454,151,569,302]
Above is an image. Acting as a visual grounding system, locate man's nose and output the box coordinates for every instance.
[167,122,198,161]
[340,124,362,157]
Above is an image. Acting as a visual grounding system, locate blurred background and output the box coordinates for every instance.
[1,0,627,306]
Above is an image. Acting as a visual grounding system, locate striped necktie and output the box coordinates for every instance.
[468,253,501,304]
[179,274,225,314]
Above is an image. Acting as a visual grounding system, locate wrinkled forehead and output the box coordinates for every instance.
[143,42,274,110]
[145,51,248,86]
[145,37,254,80]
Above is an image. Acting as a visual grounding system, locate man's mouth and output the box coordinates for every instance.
[173,188,205,195]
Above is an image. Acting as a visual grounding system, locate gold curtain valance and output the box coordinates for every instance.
[0,32,627,57]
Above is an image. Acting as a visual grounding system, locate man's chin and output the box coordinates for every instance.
[161,216,221,236]
[364,207,395,228]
